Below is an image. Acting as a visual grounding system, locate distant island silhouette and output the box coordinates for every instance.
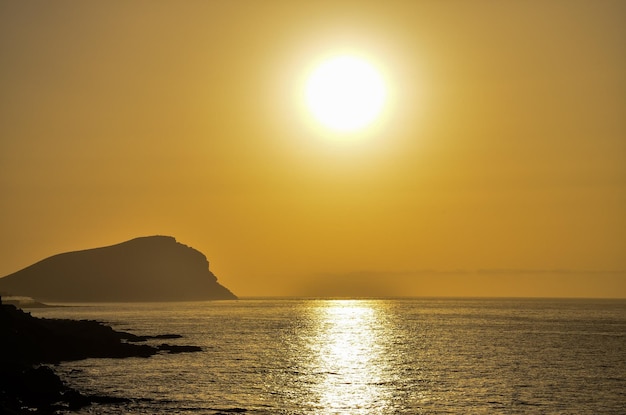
[0,236,237,302]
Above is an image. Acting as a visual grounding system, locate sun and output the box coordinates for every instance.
[305,55,386,133]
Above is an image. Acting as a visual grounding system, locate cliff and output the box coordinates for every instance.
[0,236,237,302]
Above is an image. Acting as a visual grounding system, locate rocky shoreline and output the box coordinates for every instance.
[0,297,202,414]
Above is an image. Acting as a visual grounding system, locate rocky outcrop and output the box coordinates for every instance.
[0,298,201,413]
[0,236,237,302]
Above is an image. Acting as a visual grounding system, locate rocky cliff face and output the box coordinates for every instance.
[0,236,237,302]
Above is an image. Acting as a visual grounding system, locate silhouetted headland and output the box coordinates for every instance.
[0,295,202,413]
[0,236,237,302]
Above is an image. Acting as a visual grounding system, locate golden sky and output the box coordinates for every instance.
[1,1,625,298]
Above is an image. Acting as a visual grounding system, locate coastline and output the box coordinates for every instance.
[0,297,201,414]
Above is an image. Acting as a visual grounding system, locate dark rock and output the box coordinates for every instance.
[0,306,157,365]
[150,333,184,339]
[0,300,201,413]
[127,333,184,342]
[157,343,203,353]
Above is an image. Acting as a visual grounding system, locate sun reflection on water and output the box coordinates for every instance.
[308,300,391,414]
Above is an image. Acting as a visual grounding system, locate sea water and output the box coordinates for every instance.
[30,298,626,414]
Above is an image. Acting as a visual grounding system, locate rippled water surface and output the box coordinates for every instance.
[31,298,626,414]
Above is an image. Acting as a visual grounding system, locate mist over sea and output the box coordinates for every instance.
[31,298,626,414]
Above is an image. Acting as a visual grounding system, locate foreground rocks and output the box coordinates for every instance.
[0,299,201,414]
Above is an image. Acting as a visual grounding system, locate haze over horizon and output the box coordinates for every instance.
[1,1,625,298]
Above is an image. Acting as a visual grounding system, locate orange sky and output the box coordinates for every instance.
[1,1,624,298]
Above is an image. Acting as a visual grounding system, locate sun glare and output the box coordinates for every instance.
[308,300,389,412]
[305,56,386,133]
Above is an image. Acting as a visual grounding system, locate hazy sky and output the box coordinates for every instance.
[1,1,624,298]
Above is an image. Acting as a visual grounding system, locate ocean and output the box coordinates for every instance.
[30,298,626,414]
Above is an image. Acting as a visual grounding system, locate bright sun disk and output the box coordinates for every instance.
[305,56,386,133]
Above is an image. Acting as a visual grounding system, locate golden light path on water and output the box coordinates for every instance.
[306,300,392,414]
